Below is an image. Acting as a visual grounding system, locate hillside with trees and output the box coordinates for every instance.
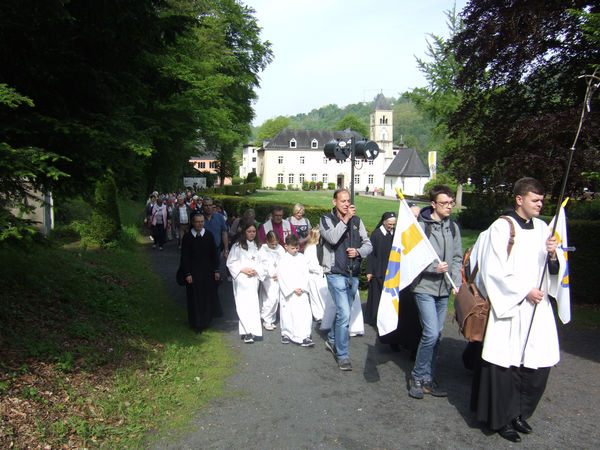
[252,96,437,161]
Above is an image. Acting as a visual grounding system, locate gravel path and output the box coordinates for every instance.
[151,239,600,449]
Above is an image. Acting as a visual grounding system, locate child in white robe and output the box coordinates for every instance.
[278,234,314,347]
[226,221,264,343]
[304,228,327,321]
[258,231,285,330]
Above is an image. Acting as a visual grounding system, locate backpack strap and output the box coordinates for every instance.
[468,215,516,283]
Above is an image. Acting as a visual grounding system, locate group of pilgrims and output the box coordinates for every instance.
[147,177,567,444]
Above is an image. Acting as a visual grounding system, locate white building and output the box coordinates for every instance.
[245,94,431,195]
[239,144,259,179]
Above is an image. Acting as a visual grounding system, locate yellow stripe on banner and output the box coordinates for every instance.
[392,298,399,315]
[561,197,569,208]
[401,223,423,255]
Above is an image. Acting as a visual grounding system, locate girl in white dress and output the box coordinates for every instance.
[226,221,264,343]
[258,231,285,330]
[304,228,327,321]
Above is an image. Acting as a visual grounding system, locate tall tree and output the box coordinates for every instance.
[448,0,600,195]
[335,114,368,137]
[255,116,291,145]
[407,5,463,165]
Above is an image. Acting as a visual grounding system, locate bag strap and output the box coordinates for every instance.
[468,215,516,283]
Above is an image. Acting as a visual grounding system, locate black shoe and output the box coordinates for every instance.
[281,335,291,344]
[408,378,424,399]
[301,338,315,347]
[338,358,352,371]
[422,380,447,397]
[512,417,532,434]
[244,334,254,344]
[498,424,521,443]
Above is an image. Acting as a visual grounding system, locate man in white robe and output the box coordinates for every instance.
[471,177,566,443]
[278,234,314,347]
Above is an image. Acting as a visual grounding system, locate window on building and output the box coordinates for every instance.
[277,173,284,184]
[299,173,305,183]
[289,138,297,148]
[323,157,328,164]
[288,174,294,184]
[311,139,318,149]
[311,173,317,182]
[199,162,206,168]
[209,161,217,169]
[368,160,374,165]
[354,174,360,184]
[368,174,374,184]
[252,148,256,153]
[322,174,328,183]
[278,155,283,164]
[393,151,397,156]
[252,157,256,162]
[300,156,305,164]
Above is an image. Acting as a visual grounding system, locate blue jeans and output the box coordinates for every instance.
[326,274,359,360]
[411,293,449,381]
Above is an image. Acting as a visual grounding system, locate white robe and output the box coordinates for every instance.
[320,286,364,335]
[258,244,285,325]
[473,216,566,369]
[304,244,326,321]
[278,251,312,343]
[227,241,265,337]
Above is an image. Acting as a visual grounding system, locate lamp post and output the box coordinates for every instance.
[323,130,379,203]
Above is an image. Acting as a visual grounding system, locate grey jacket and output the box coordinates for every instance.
[319,208,372,276]
[411,206,462,296]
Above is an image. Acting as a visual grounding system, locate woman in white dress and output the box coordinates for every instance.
[226,221,264,343]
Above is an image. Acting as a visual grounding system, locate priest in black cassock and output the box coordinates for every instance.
[180,214,220,333]
[365,211,397,327]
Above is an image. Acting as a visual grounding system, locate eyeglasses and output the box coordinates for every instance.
[436,201,456,208]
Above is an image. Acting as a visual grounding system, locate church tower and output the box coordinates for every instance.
[370,93,393,161]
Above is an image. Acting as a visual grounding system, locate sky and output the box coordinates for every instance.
[243,0,468,126]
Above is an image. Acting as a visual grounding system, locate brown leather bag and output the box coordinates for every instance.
[454,216,515,342]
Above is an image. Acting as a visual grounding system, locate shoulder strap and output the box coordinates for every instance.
[468,215,516,282]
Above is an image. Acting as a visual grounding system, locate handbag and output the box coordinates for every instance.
[454,216,515,342]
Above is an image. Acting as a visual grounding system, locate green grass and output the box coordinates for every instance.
[0,200,234,448]
[249,191,428,230]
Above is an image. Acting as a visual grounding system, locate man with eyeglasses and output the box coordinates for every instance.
[408,185,462,399]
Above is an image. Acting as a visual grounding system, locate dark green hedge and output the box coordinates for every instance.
[199,183,256,197]
[567,219,600,305]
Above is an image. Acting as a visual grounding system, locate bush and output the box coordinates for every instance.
[316,181,323,190]
[302,181,310,191]
[276,183,286,191]
[254,176,262,189]
[245,172,257,183]
[457,193,508,230]
[327,182,336,190]
[309,181,316,190]
[89,175,121,245]
[232,176,244,185]
[287,184,294,191]
[568,219,600,304]
[423,173,458,195]
[54,197,92,225]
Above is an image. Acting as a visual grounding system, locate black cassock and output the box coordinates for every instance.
[366,226,422,350]
[180,229,219,333]
[365,226,393,326]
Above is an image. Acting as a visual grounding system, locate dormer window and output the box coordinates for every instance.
[311,139,318,149]
[289,138,297,148]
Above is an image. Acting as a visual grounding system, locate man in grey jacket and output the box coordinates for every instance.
[320,189,372,371]
[409,185,462,399]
